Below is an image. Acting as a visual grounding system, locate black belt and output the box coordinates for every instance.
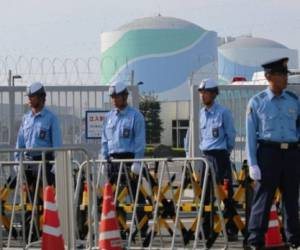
[203,149,228,154]
[109,152,134,159]
[258,140,300,150]
[24,152,54,161]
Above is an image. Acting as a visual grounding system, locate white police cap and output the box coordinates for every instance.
[26,82,46,97]
[108,81,128,96]
[198,79,218,91]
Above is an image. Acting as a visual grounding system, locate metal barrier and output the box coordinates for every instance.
[0,147,90,250]
[74,157,228,250]
[1,150,260,249]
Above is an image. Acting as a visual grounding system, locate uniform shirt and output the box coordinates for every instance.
[101,105,145,159]
[15,107,62,159]
[199,102,236,152]
[246,87,300,166]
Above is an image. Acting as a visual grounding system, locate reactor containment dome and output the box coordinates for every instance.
[218,36,298,83]
[100,16,218,96]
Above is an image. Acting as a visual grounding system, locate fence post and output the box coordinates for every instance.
[8,85,15,155]
[55,151,76,249]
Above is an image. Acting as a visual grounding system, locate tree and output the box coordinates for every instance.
[139,93,163,144]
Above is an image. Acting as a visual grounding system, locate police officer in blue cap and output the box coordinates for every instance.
[101,81,147,239]
[15,81,62,241]
[246,57,300,250]
[198,79,238,240]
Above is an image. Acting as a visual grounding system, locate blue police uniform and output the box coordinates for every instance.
[16,107,62,157]
[101,105,145,160]
[101,83,147,240]
[199,102,236,153]
[16,107,62,186]
[199,97,238,239]
[246,87,300,246]
[199,103,236,183]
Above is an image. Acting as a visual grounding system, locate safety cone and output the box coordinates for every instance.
[99,182,123,250]
[80,181,88,210]
[265,204,288,250]
[42,186,65,250]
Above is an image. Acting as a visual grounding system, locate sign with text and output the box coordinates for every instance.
[85,110,108,139]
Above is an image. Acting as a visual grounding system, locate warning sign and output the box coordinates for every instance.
[85,110,108,139]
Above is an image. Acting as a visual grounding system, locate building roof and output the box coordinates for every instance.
[219,36,287,49]
[117,15,204,32]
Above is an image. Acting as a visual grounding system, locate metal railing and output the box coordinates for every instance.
[0,148,229,249]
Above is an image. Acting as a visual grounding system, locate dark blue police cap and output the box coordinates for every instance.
[261,57,290,74]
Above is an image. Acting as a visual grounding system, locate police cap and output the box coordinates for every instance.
[261,57,290,74]
[26,82,46,97]
[198,79,219,94]
[108,81,128,96]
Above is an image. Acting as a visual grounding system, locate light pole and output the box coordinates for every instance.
[12,74,22,86]
[7,70,22,86]
[7,71,22,154]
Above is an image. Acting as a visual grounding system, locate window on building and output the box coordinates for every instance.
[172,119,189,148]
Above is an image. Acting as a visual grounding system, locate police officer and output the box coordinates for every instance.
[101,81,147,238]
[246,57,300,250]
[15,82,62,241]
[101,81,145,175]
[16,81,62,185]
[198,79,238,240]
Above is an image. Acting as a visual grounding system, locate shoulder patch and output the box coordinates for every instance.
[285,90,298,100]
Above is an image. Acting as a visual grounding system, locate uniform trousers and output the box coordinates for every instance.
[248,145,300,246]
[24,153,55,242]
[107,152,148,237]
[203,149,238,236]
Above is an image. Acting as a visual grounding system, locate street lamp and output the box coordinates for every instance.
[12,75,22,86]
[8,69,22,86]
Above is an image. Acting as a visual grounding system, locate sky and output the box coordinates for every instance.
[0,0,299,60]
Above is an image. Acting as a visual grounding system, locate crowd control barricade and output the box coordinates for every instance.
[82,157,229,250]
[1,152,259,249]
[0,147,91,250]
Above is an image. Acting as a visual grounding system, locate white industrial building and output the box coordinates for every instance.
[100,16,299,147]
[218,36,298,83]
[100,15,218,100]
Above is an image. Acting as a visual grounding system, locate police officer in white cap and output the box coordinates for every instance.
[15,82,62,241]
[198,78,238,240]
[102,81,145,174]
[101,81,147,239]
[16,82,62,184]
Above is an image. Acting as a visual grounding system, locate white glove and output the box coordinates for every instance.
[51,164,56,174]
[131,162,142,175]
[100,163,108,177]
[13,164,19,174]
[249,165,261,180]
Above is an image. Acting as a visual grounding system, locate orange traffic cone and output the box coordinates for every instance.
[265,204,288,250]
[99,182,123,250]
[42,186,65,250]
[80,181,88,210]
